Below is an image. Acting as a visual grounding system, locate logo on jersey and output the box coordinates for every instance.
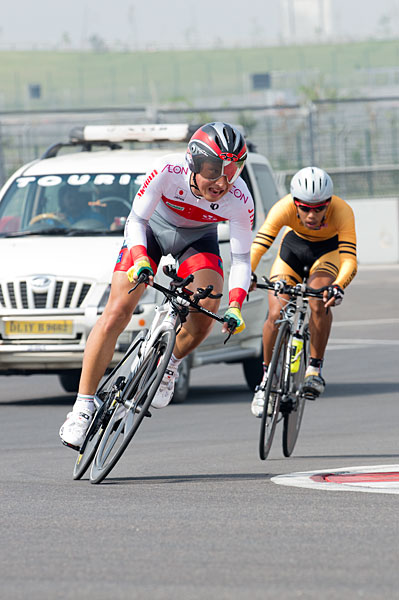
[174,187,187,201]
[165,201,184,211]
[210,203,219,210]
[202,214,219,222]
[230,185,250,204]
[137,170,158,198]
[162,164,189,176]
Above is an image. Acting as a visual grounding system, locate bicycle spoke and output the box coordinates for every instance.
[90,329,176,484]
[259,321,290,460]
[282,329,309,457]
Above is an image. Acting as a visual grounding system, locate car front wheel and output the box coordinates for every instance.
[59,370,81,393]
[242,352,263,392]
[171,355,191,404]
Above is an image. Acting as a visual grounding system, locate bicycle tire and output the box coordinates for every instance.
[72,330,147,480]
[90,328,176,484]
[282,325,309,457]
[259,321,290,460]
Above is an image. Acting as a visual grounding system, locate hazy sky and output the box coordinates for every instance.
[1,0,398,50]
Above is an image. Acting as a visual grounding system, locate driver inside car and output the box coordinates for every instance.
[58,187,108,226]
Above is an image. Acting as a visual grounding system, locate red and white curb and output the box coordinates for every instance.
[271,464,399,494]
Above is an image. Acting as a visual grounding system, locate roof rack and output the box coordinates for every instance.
[69,123,191,144]
[41,140,122,159]
[40,123,251,160]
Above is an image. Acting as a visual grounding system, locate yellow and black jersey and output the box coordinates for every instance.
[251,194,357,289]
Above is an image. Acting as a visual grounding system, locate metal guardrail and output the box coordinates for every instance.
[1,98,399,198]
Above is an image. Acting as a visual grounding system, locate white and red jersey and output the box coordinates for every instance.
[124,153,254,305]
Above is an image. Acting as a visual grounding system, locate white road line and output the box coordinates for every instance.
[271,464,399,495]
[329,338,399,346]
[333,318,399,327]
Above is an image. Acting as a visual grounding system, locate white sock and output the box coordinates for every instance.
[169,353,182,370]
[261,364,269,385]
[75,393,95,412]
[305,366,320,377]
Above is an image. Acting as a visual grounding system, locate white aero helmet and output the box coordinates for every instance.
[290,166,333,205]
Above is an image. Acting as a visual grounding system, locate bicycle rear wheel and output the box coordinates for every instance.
[259,321,290,460]
[282,326,309,457]
[90,328,176,484]
[73,330,147,480]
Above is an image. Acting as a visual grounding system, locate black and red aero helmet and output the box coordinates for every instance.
[186,122,247,184]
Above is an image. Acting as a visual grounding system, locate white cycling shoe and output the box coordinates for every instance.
[251,386,266,418]
[59,405,94,449]
[151,365,178,409]
[251,376,274,418]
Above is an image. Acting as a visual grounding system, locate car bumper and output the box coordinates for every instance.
[0,306,153,373]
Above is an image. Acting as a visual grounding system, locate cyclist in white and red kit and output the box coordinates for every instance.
[60,122,254,449]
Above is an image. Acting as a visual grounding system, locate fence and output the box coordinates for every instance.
[1,96,399,198]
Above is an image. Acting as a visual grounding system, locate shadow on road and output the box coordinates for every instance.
[323,382,399,398]
[185,384,249,404]
[1,381,397,407]
[186,380,399,404]
[0,396,74,407]
[289,453,399,461]
[92,472,270,485]
[80,457,399,485]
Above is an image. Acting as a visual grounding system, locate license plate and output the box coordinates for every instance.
[4,320,74,336]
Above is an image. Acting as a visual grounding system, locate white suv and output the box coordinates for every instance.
[0,124,280,401]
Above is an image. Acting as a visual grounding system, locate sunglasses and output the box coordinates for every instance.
[294,200,330,213]
[196,157,246,184]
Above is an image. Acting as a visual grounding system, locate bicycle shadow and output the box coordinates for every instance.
[81,455,399,485]
[90,472,269,486]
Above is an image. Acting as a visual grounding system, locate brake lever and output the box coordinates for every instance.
[193,285,222,303]
[128,271,150,293]
[170,273,194,290]
[223,317,237,344]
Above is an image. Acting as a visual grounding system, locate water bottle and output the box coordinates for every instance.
[290,334,303,373]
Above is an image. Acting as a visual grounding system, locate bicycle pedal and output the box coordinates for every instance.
[136,405,152,418]
[302,391,318,400]
[61,440,80,452]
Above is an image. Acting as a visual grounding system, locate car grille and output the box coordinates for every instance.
[0,278,92,310]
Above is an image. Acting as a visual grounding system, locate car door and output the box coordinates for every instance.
[199,156,280,350]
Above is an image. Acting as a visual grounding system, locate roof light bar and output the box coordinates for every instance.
[70,124,190,144]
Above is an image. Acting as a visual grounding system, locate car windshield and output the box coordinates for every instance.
[0,173,145,236]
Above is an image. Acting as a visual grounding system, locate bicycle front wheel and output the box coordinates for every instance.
[259,321,290,460]
[73,330,147,480]
[90,328,176,484]
[282,325,309,457]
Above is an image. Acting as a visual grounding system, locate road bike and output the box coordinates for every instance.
[73,265,237,484]
[255,272,327,460]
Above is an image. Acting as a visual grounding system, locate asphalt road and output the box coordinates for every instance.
[1,266,398,600]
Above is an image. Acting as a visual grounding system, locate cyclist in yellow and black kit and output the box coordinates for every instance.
[250,166,357,418]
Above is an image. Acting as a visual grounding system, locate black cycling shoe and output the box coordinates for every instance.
[300,373,325,398]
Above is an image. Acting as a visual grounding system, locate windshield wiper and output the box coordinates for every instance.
[2,226,125,238]
[65,228,123,236]
[2,228,69,237]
